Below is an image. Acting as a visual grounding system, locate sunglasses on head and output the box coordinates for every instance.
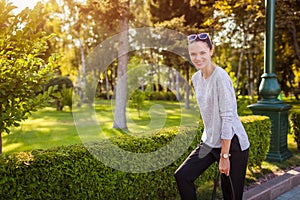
[188,33,209,43]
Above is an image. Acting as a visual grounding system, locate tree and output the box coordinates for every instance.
[0,1,56,154]
[113,0,130,129]
[275,0,300,97]
[149,0,215,33]
[130,90,145,118]
[62,0,133,129]
[59,0,89,102]
[213,0,265,97]
[147,0,215,108]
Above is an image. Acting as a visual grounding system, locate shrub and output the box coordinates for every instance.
[147,91,177,101]
[240,115,271,168]
[129,90,146,118]
[0,116,271,199]
[45,76,73,111]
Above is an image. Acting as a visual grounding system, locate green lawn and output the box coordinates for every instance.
[3,107,80,154]
[2,99,199,154]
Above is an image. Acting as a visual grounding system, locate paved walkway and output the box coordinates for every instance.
[275,184,300,200]
[243,166,300,200]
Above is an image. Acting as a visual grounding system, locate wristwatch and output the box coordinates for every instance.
[220,153,231,159]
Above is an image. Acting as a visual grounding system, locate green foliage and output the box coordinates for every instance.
[46,76,73,91]
[147,91,177,101]
[290,112,300,150]
[45,76,73,111]
[148,0,214,32]
[129,90,145,118]
[237,96,256,116]
[241,115,271,168]
[83,75,98,104]
[0,1,56,135]
[0,116,271,199]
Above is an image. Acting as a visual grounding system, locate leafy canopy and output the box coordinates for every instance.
[0,0,56,134]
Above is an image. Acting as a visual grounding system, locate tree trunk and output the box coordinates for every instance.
[256,64,261,99]
[79,39,87,102]
[175,70,180,100]
[185,63,190,109]
[105,70,110,100]
[290,21,300,64]
[113,2,129,129]
[236,47,244,93]
[236,16,251,93]
[245,53,250,96]
[0,132,2,155]
[249,53,254,99]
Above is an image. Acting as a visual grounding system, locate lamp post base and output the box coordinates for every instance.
[248,102,292,162]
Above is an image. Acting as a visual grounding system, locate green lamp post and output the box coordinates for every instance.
[248,0,292,161]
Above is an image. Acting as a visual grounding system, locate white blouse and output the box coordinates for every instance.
[192,66,250,151]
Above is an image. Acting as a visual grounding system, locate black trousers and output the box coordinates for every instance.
[174,135,249,200]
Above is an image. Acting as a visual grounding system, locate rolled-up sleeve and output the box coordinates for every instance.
[217,76,234,140]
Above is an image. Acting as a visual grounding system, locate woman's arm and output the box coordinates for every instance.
[217,69,235,176]
[219,139,231,176]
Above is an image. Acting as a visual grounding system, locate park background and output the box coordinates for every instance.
[1,0,300,199]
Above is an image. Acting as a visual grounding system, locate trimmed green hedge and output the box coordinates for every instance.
[290,112,300,150]
[0,116,271,199]
[240,115,271,168]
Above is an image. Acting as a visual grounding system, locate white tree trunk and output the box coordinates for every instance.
[236,41,245,93]
[113,10,129,129]
[79,39,87,101]
[105,71,110,100]
[176,70,180,100]
[249,54,254,98]
[236,17,251,93]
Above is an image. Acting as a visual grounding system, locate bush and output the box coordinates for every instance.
[240,115,271,168]
[290,112,300,150]
[0,116,271,199]
[147,91,177,101]
[45,76,73,111]
[129,90,146,118]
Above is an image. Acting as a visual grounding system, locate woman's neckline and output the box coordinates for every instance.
[201,66,218,81]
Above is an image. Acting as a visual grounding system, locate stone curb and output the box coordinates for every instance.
[243,166,300,200]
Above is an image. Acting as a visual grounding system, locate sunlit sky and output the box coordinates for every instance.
[7,0,86,13]
[7,0,42,13]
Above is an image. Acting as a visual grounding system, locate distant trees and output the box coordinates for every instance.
[148,0,300,99]
[2,0,299,141]
[275,0,300,97]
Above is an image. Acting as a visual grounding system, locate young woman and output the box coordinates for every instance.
[174,33,250,200]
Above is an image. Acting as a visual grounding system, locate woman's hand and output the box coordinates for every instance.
[219,157,230,176]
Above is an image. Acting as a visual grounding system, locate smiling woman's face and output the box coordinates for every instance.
[188,41,213,70]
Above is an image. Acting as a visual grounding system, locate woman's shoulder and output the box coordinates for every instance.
[191,70,201,81]
[215,66,228,74]
[215,66,231,79]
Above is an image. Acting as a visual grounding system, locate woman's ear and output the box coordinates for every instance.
[210,48,214,57]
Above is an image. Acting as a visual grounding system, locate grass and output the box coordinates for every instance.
[2,99,200,154]
[2,107,80,154]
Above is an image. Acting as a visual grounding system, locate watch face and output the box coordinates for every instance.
[223,154,228,158]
